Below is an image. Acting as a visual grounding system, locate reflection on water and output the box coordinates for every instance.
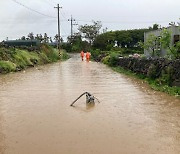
[72,102,95,112]
[86,102,95,110]
[0,54,180,154]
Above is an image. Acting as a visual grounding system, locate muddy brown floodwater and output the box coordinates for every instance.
[0,54,180,154]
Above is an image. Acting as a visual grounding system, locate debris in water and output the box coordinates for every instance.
[70,92,100,107]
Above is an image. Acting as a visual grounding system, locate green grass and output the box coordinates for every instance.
[12,50,40,68]
[0,61,16,73]
[96,52,180,97]
[38,52,50,64]
[60,50,70,61]
[41,44,60,62]
[45,48,60,62]
[0,45,69,74]
[111,66,180,97]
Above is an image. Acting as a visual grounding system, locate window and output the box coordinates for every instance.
[174,35,180,44]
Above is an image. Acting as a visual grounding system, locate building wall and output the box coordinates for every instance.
[4,40,40,47]
[144,26,180,57]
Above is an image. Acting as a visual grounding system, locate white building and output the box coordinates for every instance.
[144,25,180,57]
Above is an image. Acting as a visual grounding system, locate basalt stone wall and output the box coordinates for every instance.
[115,58,180,87]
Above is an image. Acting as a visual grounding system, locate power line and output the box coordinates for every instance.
[60,27,68,37]
[60,10,68,21]
[50,0,58,5]
[76,19,173,24]
[43,0,55,7]
[103,21,173,24]
[57,10,70,37]
[11,0,56,18]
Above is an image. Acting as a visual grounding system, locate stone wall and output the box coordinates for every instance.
[116,58,180,87]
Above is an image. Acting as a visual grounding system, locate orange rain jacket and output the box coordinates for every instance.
[86,52,90,59]
[80,51,84,57]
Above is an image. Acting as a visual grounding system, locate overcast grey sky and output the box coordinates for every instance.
[0,0,179,41]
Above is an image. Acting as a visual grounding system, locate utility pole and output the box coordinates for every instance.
[54,4,62,52]
[68,15,78,41]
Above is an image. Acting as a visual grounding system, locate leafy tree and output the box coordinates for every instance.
[54,34,63,43]
[160,29,180,59]
[34,34,43,42]
[21,36,26,40]
[39,34,43,42]
[160,29,171,48]
[78,21,102,45]
[54,34,59,43]
[129,29,148,47]
[141,34,160,57]
[35,34,39,40]
[93,31,115,50]
[35,34,42,41]
[115,30,132,48]
[28,32,34,40]
[43,33,49,43]
[69,33,82,51]
[149,24,159,30]
[67,33,82,43]
[153,24,159,30]
[49,37,53,43]
[93,28,148,52]
[68,33,90,52]
[173,41,180,59]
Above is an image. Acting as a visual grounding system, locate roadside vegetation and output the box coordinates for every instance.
[60,21,180,96]
[89,49,180,96]
[0,44,69,74]
[113,66,180,97]
[1,21,179,96]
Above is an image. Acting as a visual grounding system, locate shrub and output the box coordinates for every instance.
[91,49,101,59]
[147,64,158,79]
[0,44,65,74]
[39,52,50,64]
[158,66,174,86]
[60,50,70,60]
[108,52,120,67]
[0,61,16,73]
[41,44,60,62]
[102,55,110,65]
[12,50,40,68]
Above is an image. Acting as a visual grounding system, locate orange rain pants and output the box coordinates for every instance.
[86,52,90,62]
[80,51,84,61]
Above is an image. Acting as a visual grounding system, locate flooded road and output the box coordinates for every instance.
[0,54,180,154]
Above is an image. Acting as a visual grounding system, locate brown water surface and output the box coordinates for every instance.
[0,54,180,154]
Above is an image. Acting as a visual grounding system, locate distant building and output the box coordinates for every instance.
[144,25,180,57]
[3,40,40,47]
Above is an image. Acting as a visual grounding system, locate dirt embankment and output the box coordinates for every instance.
[0,44,69,74]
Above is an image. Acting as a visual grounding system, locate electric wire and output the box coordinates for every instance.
[11,0,56,18]
[59,10,71,37]
[43,0,55,7]
[76,19,173,24]
[4,1,179,41]
[60,10,68,21]
[50,0,58,5]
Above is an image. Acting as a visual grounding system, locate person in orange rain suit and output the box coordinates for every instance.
[80,50,84,61]
[86,51,91,62]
